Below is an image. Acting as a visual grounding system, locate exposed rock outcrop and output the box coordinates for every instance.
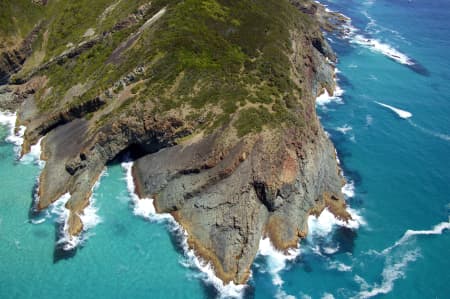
[0,23,43,85]
[1,0,351,286]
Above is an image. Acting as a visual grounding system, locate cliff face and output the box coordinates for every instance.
[0,0,349,285]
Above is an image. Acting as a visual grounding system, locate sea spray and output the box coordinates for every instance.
[121,160,247,299]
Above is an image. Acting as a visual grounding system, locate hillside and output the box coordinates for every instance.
[0,0,349,284]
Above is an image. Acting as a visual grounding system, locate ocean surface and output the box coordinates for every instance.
[1,0,449,298]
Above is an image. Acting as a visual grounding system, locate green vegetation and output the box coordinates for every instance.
[0,0,46,48]
[2,0,318,137]
[234,106,273,137]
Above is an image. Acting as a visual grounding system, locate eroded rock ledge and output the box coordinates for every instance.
[133,124,349,284]
[0,0,351,285]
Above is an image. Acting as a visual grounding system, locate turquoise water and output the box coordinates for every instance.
[1,0,450,298]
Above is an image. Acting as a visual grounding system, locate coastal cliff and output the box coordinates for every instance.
[0,0,350,284]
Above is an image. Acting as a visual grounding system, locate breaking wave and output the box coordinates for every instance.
[340,18,414,66]
[0,111,26,157]
[20,137,45,166]
[257,238,299,299]
[35,171,105,250]
[308,208,365,239]
[121,160,246,299]
[316,85,344,106]
[258,238,299,286]
[49,193,78,250]
[49,174,104,251]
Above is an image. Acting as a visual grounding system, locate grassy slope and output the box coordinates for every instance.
[3,0,318,138]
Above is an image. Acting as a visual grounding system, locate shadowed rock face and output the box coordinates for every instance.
[0,0,350,285]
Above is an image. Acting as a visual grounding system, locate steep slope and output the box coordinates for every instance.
[0,0,350,284]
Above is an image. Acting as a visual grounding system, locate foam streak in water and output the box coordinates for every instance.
[374,101,412,119]
[382,221,450,255]
[340,18,415,66]
[353,34,414,66]
[408,119,450,142]
[355,249,420,299]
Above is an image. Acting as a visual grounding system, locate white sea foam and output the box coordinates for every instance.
[336,124,352,135]
[79,178,103,233]
[30,218,46,225]
[342,180,355,198]
[49,193,79,250]
[275,290,296,299]
[47,171,104,250]
[20,137,44,167]
[122,160,170,222]
[121,160,246,298]
[321,293,336,299]
[363,11,410,45]
[258,238,299,299]
[316,85,344,106]
[382,221,450,255]
[328,260,352,272]
[0,111,27,156]
[374,101,412,119]
[341,19,414,66]
[408,120,450,142]
[365,115,373,126]
[353,220,450,298]
[355,249,420,299]
[323,245,339,255]
[258,238,299,287]
[308,208,365,239]
[353,34,413,66]
[0,110,16,128]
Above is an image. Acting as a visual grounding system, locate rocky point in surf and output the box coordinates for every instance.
[0,0,350,284]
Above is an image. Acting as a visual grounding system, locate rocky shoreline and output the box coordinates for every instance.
[0,0,352,286]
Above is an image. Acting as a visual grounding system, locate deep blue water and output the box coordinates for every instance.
[1,0,449,298]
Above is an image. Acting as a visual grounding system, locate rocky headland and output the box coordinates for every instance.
[0,0,350,285]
